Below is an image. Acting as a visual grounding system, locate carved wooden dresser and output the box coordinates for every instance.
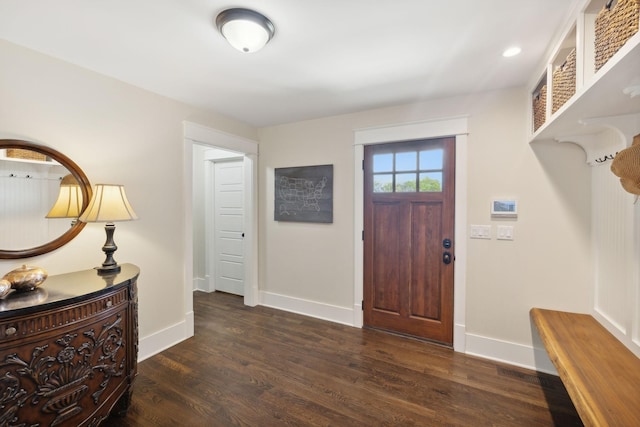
[0,263,139,426]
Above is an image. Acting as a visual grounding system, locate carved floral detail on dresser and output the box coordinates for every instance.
[0,314,126,426]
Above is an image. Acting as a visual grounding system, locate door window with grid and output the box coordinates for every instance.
[372,145,444,193]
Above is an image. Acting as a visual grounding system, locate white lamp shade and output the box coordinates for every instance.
[78,184,138,223]
[46,174,83,218]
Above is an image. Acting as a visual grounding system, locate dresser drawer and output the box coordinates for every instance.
[0,286,128,344]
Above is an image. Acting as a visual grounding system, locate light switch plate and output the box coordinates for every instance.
[497,225,514,240]
[470,225,491,239]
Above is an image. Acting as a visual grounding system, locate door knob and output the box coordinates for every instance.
[443,252,452,265]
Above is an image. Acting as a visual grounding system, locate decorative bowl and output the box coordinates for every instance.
[0,279,11,298]
[2,265,48,292]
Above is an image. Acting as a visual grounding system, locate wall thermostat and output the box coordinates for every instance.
[491,199,517,218]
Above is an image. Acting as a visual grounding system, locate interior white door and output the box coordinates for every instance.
[214,160,245,295]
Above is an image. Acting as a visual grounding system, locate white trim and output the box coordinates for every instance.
[353,143,364,328]
[353,116,469,353]
[593,309,640,358]
[242,154,259,306]
[183,139,194,338]
[454,323,466,351]
[204,159,216,293]
[453,134,468,352]
[260,291,355,326]
[354,116,469,145]
[193,276,208,292]
[138,313,193,362]
[184,122,258,155]
[465,333,557,375]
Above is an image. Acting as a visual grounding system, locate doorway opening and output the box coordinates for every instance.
[184,122,259,337]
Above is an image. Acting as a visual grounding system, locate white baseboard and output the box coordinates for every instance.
[465,332,557,375]
[260,291,355,326]
[353,302,363,328]
[454,323,466,353]
[193,277,208,292]
[138,312,194,362]
[185,310,194,338]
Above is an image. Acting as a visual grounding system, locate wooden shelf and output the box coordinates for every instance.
[532,32,640,141]
[0,155,60,167]
[529,0,640,164]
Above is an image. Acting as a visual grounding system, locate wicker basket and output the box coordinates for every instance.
[533,84,547,132]
[552,48,577,114]
[595,0,640,72]
[6,148,47,161]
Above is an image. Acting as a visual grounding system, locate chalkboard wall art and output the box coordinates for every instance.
[274,164,333,223]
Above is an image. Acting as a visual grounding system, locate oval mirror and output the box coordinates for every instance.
[0,140,92,259]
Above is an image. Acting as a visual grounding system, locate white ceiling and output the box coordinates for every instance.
[0,0,580,127]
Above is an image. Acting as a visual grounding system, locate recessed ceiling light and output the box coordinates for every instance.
[503,47,522,58]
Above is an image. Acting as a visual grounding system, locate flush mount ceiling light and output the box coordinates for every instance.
[216,8,275,53]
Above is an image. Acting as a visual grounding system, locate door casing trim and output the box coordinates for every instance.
[184,121,259,340]
[353,116,468,352]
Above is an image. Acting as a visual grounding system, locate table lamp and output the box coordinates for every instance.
[46,174,83,224]
[78,184,138,275]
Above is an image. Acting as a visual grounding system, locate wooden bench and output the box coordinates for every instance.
[530,308,640,427]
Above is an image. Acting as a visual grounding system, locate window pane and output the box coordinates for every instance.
[395,173,417,192]
[373,153,393,173]
[373,174,393,192]
[420,149,443,170]
[419,172,442,192]
[396,152,417,171]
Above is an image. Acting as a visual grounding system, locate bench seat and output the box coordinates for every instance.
[530,308,640,427]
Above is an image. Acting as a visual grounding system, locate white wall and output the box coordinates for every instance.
[258,88,593,369]
[0,38,603,371]
[0,40,257,359]
[590,129,640,358]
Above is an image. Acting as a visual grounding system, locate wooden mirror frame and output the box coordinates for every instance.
[0,140,92,259]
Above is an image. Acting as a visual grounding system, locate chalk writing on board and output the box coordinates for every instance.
[274,165,333,223]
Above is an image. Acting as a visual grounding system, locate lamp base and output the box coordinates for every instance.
[97,222,120,276]
[96,264,121,275]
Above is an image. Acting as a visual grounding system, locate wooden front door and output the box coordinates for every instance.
[363,137,455,345]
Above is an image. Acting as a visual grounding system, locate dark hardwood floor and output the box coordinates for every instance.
[104,291,582,426]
